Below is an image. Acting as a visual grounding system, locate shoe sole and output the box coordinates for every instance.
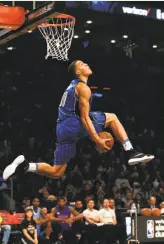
[128,155,154,166]
[3,155,25,180]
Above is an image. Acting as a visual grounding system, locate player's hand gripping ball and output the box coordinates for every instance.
[96,131,114,153]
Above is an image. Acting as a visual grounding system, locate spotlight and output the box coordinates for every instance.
[111,40,116,43]
[85,30,90,34]
[74,35,79,39]
[153,45,157,48]
[7,47,14,50]
[86,20,92,24]
[123,35,128,39]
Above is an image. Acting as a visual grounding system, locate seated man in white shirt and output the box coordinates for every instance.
[99,199,117,225]
[99,199,117,244]
[83,199,101,244]
[83,199,100,225]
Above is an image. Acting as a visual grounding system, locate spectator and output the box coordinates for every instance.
[99,199,117,225]
[115,172,131,189]
[31,197,41,218]
[109,198,116,210]
[83,199,100,244]
[114,192,125,209]
[122,192,133,208]
[157,188,164,204]
[50,197,81,244]
[134,193,145,209]
[21,207,38,244]
[146,196,158,209]
[73,200,85,236]
[132,182,142,199]
[74,200,85,213]
[0,215,11,244]
[83,199,100,225]
[18,197,31,213]
[160,202,164,215]
[0,170,8,209]
[111,185,118,198]
[33,207,51,239]
[99,199,121,244]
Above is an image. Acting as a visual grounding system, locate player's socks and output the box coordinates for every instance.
[26,163,38,172]
[122,139,133,151]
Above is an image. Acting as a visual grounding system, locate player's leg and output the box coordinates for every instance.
[3,142,77,181]
[104,113,131,147]
[3,117,81,181]
[104,112,154,164]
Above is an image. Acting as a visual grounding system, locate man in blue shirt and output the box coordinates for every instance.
[3,60,154,181]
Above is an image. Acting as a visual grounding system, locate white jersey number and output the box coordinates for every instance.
[59,92,68,107]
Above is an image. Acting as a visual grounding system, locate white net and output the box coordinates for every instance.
[38,14,75,61]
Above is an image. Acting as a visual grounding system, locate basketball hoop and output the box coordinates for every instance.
[38,14,75,61]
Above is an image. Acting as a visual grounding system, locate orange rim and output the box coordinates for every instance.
[38,13,75,27]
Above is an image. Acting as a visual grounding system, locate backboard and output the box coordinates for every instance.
[0,1,62,45]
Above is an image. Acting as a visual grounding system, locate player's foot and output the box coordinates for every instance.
[128,151,154,166]
[3,155,28,180]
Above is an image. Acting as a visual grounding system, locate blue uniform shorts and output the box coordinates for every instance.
[54,111,106,165]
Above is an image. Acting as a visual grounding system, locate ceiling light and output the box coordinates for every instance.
[111,40,116,43]
[86,20,92,24]
[74,35,79,39]
[7,47,14,50]
[123,35,128,39]
[85,30,90,34]
[64,27,68,31]
[153,45,157,48]
[28,30,32,33]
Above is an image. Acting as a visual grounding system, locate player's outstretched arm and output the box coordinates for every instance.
[76,83,110,152]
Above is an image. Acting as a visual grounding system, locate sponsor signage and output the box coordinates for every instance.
[122,6,151,17]
[147,219,164,238]
[138,216,164,242]
[66,2,164,22]
[156,9,164,20]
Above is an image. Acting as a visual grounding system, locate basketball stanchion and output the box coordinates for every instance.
[128,209,140,244]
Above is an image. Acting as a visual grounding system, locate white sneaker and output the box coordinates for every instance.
[3,155,25,180]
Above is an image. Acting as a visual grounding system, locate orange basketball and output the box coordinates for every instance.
[152,208,161,216]
[141,208,152,216]
[98,131,114,150]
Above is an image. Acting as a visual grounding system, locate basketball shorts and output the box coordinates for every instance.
[54,111,106,165]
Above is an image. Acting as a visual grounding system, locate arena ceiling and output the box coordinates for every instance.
[1,1,164,64]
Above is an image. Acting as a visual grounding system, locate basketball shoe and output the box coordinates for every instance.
[128,150,154,166]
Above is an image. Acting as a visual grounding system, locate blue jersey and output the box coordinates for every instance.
[57,79,92,122]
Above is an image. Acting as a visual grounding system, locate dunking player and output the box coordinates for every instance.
[3,61,154,181]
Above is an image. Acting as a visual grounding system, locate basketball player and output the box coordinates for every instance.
[3,60,154,181]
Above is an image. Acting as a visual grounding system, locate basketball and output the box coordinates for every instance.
[98,131,114,150]
[152,208,161,216]
[141,208,152,216]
